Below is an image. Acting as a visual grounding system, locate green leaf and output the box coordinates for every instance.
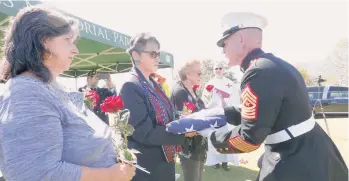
[124,150,133,161]
[124,124,135,136]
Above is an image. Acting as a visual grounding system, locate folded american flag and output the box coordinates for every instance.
[166,110,227,134]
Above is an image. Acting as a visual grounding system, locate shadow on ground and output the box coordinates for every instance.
[175,163,259,181]
[314,114,348,119]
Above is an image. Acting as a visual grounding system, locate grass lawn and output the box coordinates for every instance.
[175,163,259,181]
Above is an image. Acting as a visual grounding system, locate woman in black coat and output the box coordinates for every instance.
[171,60,207,181]
[120,33,196,181]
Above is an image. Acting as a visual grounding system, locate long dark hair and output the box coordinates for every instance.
[1,4,79,82]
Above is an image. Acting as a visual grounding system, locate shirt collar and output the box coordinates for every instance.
[240,48,265,73]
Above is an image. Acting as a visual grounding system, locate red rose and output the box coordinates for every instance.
[206,85,214,92]
[85,90,100,108]
[192,84,200,92]
[100,95,124,113]
[184,102,196,111]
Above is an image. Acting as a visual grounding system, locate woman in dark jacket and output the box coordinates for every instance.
[119,33,196,181]
[171,60,207,181]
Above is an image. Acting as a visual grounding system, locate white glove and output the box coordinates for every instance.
[214,124,236,142]
[198,128,215,138]
[185,107,225,119]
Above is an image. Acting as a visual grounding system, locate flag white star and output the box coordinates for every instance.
[185,124,196,132]
[210,121,218,128]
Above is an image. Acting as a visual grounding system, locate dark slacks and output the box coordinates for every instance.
[131,148,176,181]
[180,159,204,181]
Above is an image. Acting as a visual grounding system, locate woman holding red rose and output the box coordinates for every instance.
[170,60,207,181]
[0,5,135,181]
[119,33,196,181]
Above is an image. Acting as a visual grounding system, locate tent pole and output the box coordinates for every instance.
[75,78,78,91]
[74,70,78,91]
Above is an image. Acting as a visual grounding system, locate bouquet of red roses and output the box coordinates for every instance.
[183,102,196,113]
[84,90,99,109]
[100,95,150,174]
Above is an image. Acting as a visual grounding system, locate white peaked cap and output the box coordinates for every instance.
[217,12,268,47]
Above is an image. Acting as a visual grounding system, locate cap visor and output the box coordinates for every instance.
[216,34,230,47]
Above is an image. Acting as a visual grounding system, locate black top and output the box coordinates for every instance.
[78,86,116,125]
[210,48,348,181]
[171,81,207,162]
[119,69,185,163]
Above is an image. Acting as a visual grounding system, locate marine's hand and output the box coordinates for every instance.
[198,128,215,138]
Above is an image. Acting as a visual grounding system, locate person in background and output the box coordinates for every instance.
[78,70,117,125]
[120,32,197,181]
[0,5,135,181]
[201,61,240,171]
[171,60,207,181]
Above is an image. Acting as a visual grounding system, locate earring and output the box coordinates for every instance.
[45,49,52,60]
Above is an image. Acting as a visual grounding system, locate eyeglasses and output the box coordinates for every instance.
[215,68,223,70]
[143,51,160,58]
[196,72,202,76]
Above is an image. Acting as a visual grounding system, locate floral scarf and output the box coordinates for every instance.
[133,69,180,162]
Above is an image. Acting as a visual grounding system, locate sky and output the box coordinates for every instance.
[43,0,348,90]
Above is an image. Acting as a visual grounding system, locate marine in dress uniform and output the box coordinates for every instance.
[204,12,348,181]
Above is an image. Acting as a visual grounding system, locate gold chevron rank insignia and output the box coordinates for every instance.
[241,84,259,120]
[228,136,260,152]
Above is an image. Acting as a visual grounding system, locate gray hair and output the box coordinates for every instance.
[214,60,226,69]
[178,59,201,81]
[126,32,160,65]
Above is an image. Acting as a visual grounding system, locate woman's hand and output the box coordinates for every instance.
[118,149,138,164]
[185,131,199,137]
[110,163,136,181]
[179,111,191,118]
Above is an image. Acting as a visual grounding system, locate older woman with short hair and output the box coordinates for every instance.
[171,60,207,181]
[120,33,197,181]
[0,5,135,181]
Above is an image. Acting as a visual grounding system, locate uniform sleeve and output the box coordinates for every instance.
[0,90,81,181]
[120,82,185,145]
[223,106,241,125]
[210,67,284,154]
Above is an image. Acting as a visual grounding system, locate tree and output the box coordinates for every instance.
[200,59,215,86]
[296,66,315,86]
[329,38,348,86]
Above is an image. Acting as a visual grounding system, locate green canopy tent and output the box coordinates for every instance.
[0,0,174,80]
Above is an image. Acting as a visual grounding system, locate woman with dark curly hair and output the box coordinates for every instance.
[0,5,135,181]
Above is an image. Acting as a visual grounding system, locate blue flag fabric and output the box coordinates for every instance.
[166,115,227,134]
